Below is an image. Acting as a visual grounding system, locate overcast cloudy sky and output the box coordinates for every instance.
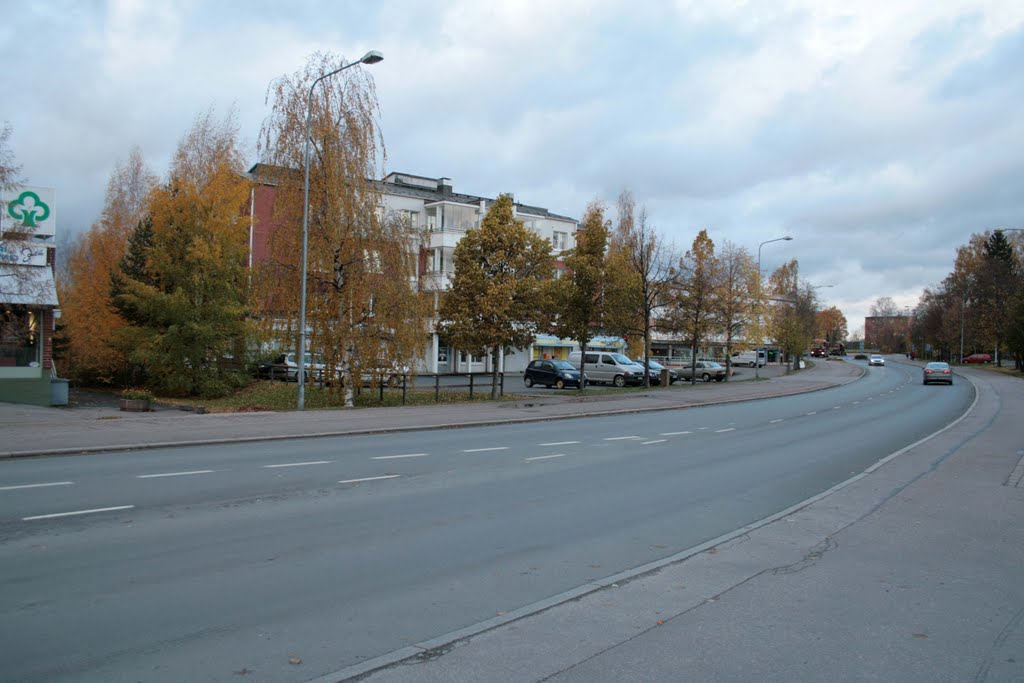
[3,0,1023,331]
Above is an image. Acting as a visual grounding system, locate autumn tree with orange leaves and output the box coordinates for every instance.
[110,111,253,397]
[59,148,157,384]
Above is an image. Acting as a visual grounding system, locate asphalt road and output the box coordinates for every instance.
[0,361,974,682]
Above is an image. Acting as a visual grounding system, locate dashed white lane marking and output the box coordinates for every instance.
[137,470,215,479]
[660,431,692,436]
[603,436,641,441]
[715,428,736,433]
[23,505,134,521]
[526,454,566,462]
[463,447,509,453]
[372,453,427,460]
[807,411,817,415]
[853,401,860,405]
[641,439,667,445]
[770,419,784,423]
[539,441,579,446]
[0,481,73,491]
[264,460,332,468]
[338,475,402,485]
[832,406,841,410]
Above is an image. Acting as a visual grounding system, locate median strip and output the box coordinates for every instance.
[23,505,134,521]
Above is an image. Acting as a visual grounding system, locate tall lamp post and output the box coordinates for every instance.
[297,50,383,410]
[756,236,793,379]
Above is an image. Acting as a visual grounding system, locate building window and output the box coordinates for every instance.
[552,231,568,251]
[0,305,40,367]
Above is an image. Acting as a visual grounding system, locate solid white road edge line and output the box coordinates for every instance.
[525,454,566,462]
[0,481,73,491]
[263,461,332,468]
[338,475,402,484]
[137,470,215,479]
[23,505,134,521]
[372,453,428,460]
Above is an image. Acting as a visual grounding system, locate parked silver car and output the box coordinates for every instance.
[678,360,727,382]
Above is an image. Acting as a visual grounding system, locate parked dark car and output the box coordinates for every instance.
[632,358,679,385]
[923,362,953,385]
[523,359,584,389]
[962,353,991,364]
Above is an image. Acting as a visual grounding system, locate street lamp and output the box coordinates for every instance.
[756,236,793,379]
[297,50,383,410]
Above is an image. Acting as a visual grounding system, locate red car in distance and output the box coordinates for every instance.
[962,353,991,364]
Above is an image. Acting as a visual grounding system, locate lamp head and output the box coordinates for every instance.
[359,50,384,65]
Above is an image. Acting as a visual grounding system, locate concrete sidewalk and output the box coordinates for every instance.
[0,359,860,458]
[340,364,1024,683]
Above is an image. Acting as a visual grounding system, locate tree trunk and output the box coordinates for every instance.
[491,344,501,400]
[690,340,698,386]
[578,342,588,393]
[343,344,355,408]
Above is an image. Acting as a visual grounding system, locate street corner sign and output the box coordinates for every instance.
[2,186,56,239]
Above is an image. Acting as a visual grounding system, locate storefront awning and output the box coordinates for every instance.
[0,265,58,306]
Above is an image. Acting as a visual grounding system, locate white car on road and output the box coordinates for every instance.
[869,354,885,366]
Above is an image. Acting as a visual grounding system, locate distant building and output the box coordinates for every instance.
[0,186,63,405]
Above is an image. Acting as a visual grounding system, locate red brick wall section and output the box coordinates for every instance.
[42,308,53,370]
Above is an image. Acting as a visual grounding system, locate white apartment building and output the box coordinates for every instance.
[248,166,585,375]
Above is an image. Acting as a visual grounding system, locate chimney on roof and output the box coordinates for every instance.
[438,177,452,196]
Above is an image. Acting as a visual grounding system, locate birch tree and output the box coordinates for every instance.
[604,190,675,386]
[713,239,756,380]
[438,194,554,399]
[668,229,718,384]
[256,52,427,407]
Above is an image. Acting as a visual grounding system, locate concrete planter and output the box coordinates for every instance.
[119,398,151,412]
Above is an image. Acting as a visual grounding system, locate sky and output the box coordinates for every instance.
[3,0,1023,333]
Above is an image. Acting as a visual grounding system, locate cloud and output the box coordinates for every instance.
[3,0,1023,328]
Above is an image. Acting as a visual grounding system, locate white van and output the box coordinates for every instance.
[568,351,644,387]
[731,350,766,367]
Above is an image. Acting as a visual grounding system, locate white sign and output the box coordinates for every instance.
[0,241,47,266]
[1,186,56,239]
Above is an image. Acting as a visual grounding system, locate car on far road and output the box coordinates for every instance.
[633,358,679,385]
[962,353,991,364]
[868,354,885,366]
[854,353,868,360]
[678,360,727,382]
[523,359,584,389]
[923,361,953,385]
